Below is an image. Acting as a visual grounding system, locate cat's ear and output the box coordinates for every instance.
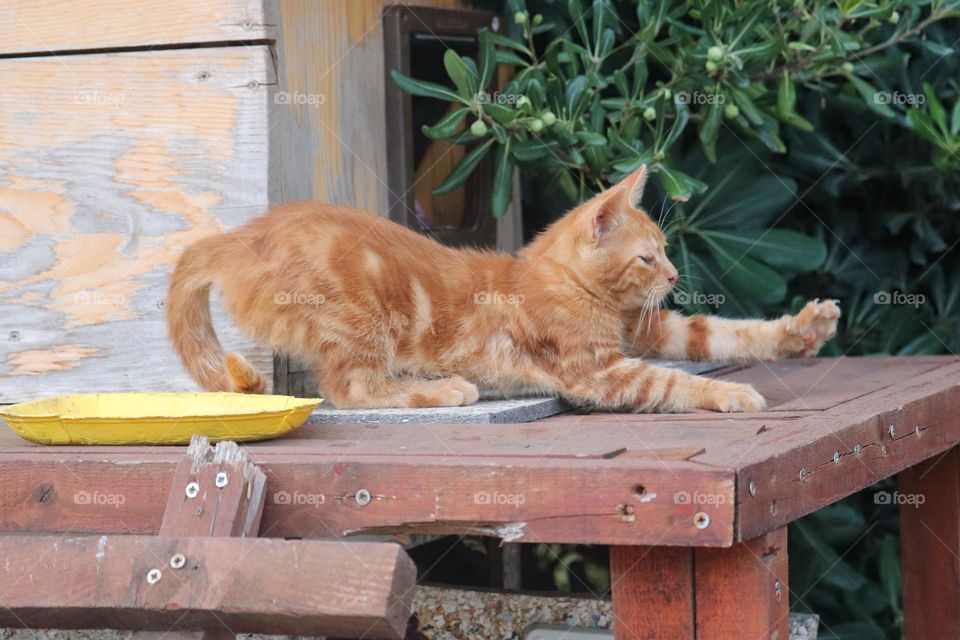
[588,186,628,241]
[622,164,649,208]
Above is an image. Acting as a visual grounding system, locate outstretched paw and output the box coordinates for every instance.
[779,299,841,358]
[706,381,767,413]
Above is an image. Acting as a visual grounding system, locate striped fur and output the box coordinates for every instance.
[166,166,839,411]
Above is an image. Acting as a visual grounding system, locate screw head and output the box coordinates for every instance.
[215,472,228,488]
[355,489,372,506]
[915,425,922,437]
[881,445,888,457]
[242,19,254,30]
[798,468,808,482]
[169,553,186,570]
[853,443,863,457]
[888,425,896,438]
[748,481,757,497]
[833,451,841,464]
[774,580,783,603]
[185,482,200,499]
[146,568,162,584]
[770,502,777,515]
[247,80,260,90]
[693,512,710,529]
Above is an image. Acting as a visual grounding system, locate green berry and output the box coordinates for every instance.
[470,120,488,137]
[514,11,527,25]
[841,61,854,74]
[643,107,657,121]
[516,95,531,109]
[541,111,557,126]
[705,60,719,73]
[724,103,740,119]
[888,10,899,24]
[529,118,544,132]
[661,88,672,100]
[653,151,666,161]
[533,14,544,25]
[707,46,724,62]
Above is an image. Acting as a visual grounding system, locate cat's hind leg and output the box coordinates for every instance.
[315,359,479,409]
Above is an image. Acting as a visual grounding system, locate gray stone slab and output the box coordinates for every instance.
[307,360,731,425]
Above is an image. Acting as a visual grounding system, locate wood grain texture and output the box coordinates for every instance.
[0,46,275,401]
[0,451,736,547]
[0,534,416,639]
[899,445,960,640]
[0,0,269,54]
[695,528,789,640]
[610,545,695,639]
[693,358,960,541]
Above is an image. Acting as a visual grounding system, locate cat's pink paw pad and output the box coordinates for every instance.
[780,299,840,357]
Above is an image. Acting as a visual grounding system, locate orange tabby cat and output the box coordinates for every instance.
[167,166,839,412]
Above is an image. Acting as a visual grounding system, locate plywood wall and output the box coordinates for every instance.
[0,0,463,403]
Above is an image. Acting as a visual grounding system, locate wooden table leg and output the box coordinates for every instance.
[610,528,788,640]
[899,445,960,639]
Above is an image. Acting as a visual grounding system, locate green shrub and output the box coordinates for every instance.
[394,1,960,637]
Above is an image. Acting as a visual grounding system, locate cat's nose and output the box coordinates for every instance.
[667,273,678,285]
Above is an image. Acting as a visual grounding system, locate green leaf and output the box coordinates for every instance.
[698,100,723,162]
[729,88,763,126]
[491,140,514,217]
[662,101,689,148]
[443,49,475,99]
[779,111,815,133]
[485,31,532,55]
[704,240,787,304]
[952,99,960,136]
[777,72,796,116]
[575,131,607,146]
[421,108,470,140]
[655,165,708,202]
[512,138,561,162]
[483,103,518,124]
[431,139,494,195]
[703,229,827,270]
[391,69,465,104]
[478,29,496,91]
[846,74,895,118]
[565,75,588,116]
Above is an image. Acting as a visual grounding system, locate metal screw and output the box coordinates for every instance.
[146,568,162,584]
[194,505,203,516]
[748,481,757,497]
[769,502,777,515]
[881,445,888,457]
[9,331,19,342]
[169,553,186,570]
[774,580,783,603]
[185,482,199,499]
[888,425,897,438]
[833,451,841,464]
[197,71,211,82]
[247,80,260,90]
[156,299,165,309]
[853,443,863,457]
[215,472,229,488]
[798,468,808,482]
[915,425,922,437]
[693,512,710,529]
[242,19,254,30]
[355,489,372,506]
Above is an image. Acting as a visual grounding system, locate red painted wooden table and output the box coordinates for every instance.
[2,356,959,639]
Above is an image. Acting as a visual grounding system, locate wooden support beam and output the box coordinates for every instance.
[159,436,266,538]
[899,445,960,640]
[0,534,416,639]
[610,528,788,640]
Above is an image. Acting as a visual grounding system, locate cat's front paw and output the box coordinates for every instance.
[778,299,840,358]
[705,381,766,413]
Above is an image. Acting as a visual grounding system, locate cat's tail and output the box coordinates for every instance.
[167,236,267,394]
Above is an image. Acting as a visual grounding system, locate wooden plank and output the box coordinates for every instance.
[160,436,266,538]
[0,1,270,54]
[0,534,415,639]
[719,356,946,411]
[610,529,788,640]
[694,359,960,541]
[899,446,960,639]
[0,453,736,546]
[695,528,789,640]
[0,46,274,401]
[610,546,694,639]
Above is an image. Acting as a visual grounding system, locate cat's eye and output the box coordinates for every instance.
[640,255,656,265]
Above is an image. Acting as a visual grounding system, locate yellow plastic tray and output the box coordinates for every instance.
[0,392,322,445]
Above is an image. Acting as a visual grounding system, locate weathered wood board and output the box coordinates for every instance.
[0,534,416,638]
[0,1,271,54]
[0,46,275,401]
